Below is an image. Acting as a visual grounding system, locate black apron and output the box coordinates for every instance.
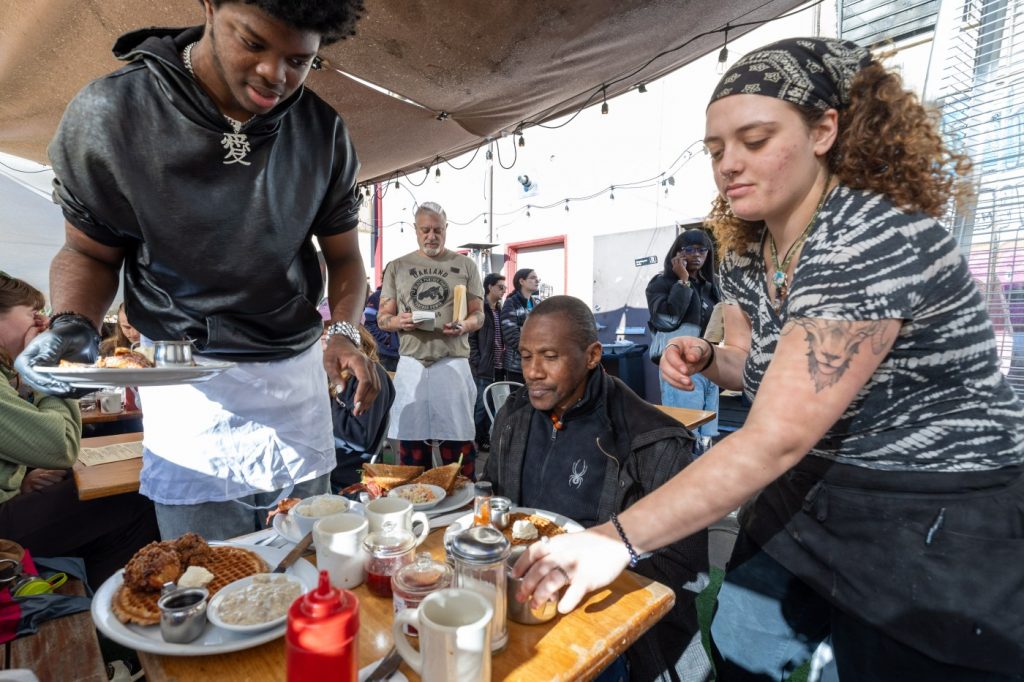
[737,456,1024,676]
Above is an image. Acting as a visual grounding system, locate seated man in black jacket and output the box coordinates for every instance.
[483,296,710,682]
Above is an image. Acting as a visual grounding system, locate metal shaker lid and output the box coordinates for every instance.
[449,525,511,563]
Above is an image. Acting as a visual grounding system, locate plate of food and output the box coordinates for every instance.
[207,573,305,634]
[36,349,234,388]
[450,507,583,545]
[389,483,446,511]
[270,496,366,544]
[346,461,474,516]
[91,532,318,656]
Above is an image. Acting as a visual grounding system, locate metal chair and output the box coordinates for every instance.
[483,381,524,425]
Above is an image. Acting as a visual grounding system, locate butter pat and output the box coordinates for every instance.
[511,520,538,542]
[178,565,214,588]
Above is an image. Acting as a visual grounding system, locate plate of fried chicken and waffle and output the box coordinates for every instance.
[36,348,235,388]
[92,533,318,656]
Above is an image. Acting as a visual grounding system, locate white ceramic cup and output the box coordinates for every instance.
[393,588,493,682]
[97,390,123,414]
[365,497,429,546]
[313,513,368,589]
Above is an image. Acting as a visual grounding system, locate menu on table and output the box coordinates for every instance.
[78,441,144,466]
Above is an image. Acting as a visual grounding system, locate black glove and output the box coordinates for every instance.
[14,314,101,397]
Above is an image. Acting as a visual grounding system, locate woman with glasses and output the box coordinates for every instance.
[501,268,542,384]
[0,272,158,588]
[646,229,722,445]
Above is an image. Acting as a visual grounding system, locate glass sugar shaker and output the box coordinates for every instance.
[450,524,511,651]
[391,552,452,636]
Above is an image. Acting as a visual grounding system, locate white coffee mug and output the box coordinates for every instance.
[365,497,429,546]
[393,588,493,682]
[97,390,123,414]
[313,513,368,589]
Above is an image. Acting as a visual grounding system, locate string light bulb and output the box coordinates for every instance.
[518,133,525,148]
[637,82,647,93]
[716,26,730,75]
[564,200,570,212]
[526,205,531,217]
[394,180,400,190]
[610,186,615,200]
[434,166,441,183]
[600,87,609,115]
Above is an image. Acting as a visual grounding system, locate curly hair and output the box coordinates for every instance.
[209,0,366,45]
[706,59,973,259]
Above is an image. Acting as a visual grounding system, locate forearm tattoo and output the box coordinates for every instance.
[377,298,396,330]
[781,318,894,392]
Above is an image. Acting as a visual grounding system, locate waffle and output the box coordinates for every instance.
[111,546,268,626]
[503,512,567,546]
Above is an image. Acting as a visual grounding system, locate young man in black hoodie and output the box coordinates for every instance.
[484,296,711,682]
[16,0,379,540]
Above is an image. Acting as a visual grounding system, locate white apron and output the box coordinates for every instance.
[138,343,334,505]
[388,355,477,441]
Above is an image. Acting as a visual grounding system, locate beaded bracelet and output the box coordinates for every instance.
[48,311,98,330]
[609,513,639,568]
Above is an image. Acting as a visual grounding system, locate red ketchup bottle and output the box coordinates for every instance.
[286,570,360,682]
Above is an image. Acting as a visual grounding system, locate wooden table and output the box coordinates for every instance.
[139,528,676,681]
[655,405,715,430]
[1,579,106,681]
[81,407,142,425]
[73,432,143,501]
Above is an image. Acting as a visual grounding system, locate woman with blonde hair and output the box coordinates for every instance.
[515,38,1022,679]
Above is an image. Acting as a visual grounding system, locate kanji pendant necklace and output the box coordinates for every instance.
[768,175,831,312]
[182,42,252,166]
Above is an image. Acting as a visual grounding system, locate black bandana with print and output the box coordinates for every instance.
[709,37,871,110]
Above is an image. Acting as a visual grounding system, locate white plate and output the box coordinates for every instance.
[273,500,365,544]
[450,506,584,536]
[36,361,235,388]
[423,483,474,517]
[91,543,317,656]
[207,573,308,634]
[389,483,446,511]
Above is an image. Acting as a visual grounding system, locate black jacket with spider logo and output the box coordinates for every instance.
[484,369,711,682]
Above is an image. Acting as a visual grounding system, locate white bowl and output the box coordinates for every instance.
[289,494,351,536]
[206,574,306,634]
[389,484,447,511]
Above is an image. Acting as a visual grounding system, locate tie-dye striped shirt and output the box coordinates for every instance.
[721,185,1024,472]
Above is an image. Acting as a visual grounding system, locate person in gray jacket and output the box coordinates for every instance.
[484,296,710,682]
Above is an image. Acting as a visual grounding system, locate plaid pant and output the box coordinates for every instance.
[398,440,477,480]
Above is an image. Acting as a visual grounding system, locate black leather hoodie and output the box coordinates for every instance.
[48,26,361,361]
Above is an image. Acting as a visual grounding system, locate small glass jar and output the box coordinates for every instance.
[473,481,493,527]
[450,524,511,651]
[362,522,416,598]
[391,552,452,636]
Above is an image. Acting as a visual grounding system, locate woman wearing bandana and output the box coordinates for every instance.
[515,38,1023,680]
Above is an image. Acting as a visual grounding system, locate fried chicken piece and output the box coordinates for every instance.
[96,348,154,369]
[265,497,302,525]
[123,542,182,592]
[173,532,214,567]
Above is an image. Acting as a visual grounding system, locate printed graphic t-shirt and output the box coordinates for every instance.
[382,250,484,365]
[720,185,1024,472]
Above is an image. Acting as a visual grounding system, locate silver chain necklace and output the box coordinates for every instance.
[182,41,252,165]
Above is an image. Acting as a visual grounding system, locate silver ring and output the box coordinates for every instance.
[554,567,570,583]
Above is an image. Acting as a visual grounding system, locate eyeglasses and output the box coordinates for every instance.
[680,246,709,255]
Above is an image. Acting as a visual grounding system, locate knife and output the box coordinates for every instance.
[364,646,402,682]
[272,531,314,573]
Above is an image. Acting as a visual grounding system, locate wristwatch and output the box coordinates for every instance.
[325,320,361,348]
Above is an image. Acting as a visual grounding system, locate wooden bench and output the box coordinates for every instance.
[0,579,106,681]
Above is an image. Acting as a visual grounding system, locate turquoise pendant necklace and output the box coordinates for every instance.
[768,176,832,311]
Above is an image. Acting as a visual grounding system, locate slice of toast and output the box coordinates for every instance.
[361,463,424,492]
[407,461,461,495]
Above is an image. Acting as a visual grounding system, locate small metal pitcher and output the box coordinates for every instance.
[152,340,195,367]
[158,584,209,643]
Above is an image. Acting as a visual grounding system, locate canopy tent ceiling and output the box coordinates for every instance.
[0,0,804,184]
